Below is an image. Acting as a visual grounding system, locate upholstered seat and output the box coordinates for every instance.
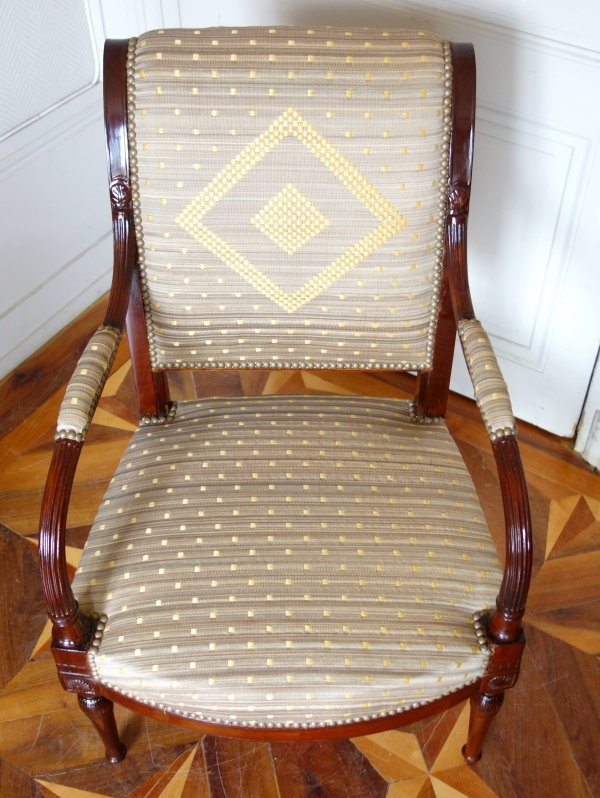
[73,395,501,728]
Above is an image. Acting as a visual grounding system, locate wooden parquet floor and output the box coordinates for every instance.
[1,295,599,797]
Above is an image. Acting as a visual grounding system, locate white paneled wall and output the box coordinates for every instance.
[1,0,599,451]
[0,1,109,377]
[0,0,97,139]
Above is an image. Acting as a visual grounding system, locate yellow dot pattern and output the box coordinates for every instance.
[127,27,451,370]
[73,395,502,727]
[56,326,121,440]
[459,319,516,440]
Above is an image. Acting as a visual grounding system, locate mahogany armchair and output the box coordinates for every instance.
[39,27,532,765]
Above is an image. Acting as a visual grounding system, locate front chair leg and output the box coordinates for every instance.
[462,691,504,764]
[78,695,126,763]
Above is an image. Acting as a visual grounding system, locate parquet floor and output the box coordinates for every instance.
[1,296,599,797]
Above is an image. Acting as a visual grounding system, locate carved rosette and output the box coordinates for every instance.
[109,178,133,212]
[481,635,526,695]
[52,646,102,697]
[57,668,102,697]
[447,181,470,216]
[63,677,97,695]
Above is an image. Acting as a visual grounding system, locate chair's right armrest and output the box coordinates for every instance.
[457,317,532,644]
[457,318,516,440]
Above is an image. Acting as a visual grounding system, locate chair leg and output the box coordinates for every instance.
[462,691,504,765]
[78,695,126,763]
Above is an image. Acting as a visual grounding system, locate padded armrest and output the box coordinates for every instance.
[55,326,122,441]
[458,319,516,440]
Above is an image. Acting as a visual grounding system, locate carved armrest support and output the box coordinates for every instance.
[476,611,526,693]
[457,318,516,440]
[456,320,532,642]
[39,438,93,649]
[56,326,122,441]
[41,327,125,651]
[488,435,533,642]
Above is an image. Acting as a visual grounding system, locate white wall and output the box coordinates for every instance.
[1,0,599,450]
[0,0,110,377]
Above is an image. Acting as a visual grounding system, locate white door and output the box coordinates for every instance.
[0,0,109,377]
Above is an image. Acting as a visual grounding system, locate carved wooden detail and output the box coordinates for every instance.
[108,177,132,211]
[52,643,102,697]
[481,635,527,694]
[38,438,93,649]
[448,181,470,216]
[488,436,533,643]
[444,43,476,324]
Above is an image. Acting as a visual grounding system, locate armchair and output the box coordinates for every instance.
[39,27,531,766]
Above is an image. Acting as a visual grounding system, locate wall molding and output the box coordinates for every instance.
[365,0,600,67]
[0,0,102,143]
[471,102,596,373]
[0,84,103,184]
[0,234,112,380]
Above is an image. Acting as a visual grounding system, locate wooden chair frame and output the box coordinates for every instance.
[38,37,532,765]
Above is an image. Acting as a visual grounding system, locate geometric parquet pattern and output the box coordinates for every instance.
[0,296,599,797]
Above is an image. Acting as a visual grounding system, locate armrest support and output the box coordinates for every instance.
[56,326,122,441]
[39,438,92,648]
[457,317,532,643]
[488,436,532,643]
[40,326,123,649]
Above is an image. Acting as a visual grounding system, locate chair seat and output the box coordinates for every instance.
[73,395,502,729]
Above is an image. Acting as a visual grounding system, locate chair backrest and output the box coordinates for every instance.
[125,27,452,373]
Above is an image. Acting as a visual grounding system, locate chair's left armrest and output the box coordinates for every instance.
[55,325,122,442]
[457,317,532,644]
[40,324,123,652]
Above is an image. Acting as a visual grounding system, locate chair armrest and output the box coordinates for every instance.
[457,318,516,440]
[457,318,532,643]
[55,325,122,441]
[40,325,123,650]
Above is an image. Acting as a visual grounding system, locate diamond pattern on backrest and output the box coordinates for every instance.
[128,28,451,370]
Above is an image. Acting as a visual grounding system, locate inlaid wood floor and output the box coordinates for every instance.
[1,296,599,797]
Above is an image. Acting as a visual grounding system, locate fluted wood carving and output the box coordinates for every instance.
[488,437,533,642]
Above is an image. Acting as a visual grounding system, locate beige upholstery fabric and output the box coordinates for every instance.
[56,326,121,440]
[73,395,501,727]
[458,319,516,439]
[127,29,452,371]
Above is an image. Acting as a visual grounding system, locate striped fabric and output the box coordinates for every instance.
[458,319,516,439]
[56,326,121,440]
[73,395,501,728]
[127,28,452,371]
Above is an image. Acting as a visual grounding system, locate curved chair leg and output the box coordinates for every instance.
[462,691,504,764]
[78,695,126,763]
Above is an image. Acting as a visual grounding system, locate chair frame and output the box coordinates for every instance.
[38,37,532,764]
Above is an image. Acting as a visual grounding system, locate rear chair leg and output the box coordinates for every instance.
[78,695,126,763]
[462,691,504,764]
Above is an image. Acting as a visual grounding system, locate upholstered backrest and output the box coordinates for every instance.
[127,27,451,371]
